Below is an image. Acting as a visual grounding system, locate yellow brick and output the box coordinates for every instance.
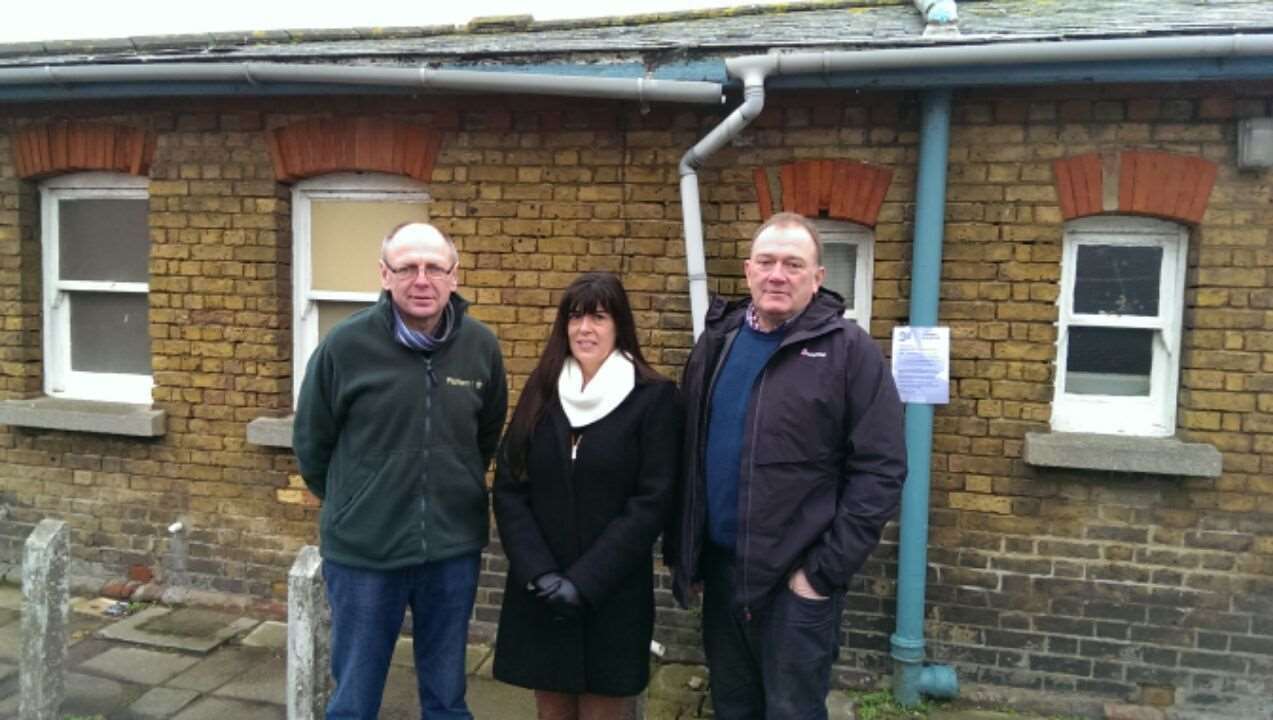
[965,476,994,493]
[948,493,1013,514]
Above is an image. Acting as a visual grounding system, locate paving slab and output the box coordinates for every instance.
[129,686,202,718]
[468,676,536,720]
[240,619,287,649]
[377,666,535,720]
[0,621,18,661]
[391,635,414,667]
[167,645,272,692]
[80,646,201,685]
[386,639,490,673]
[210,653,285,704]
[98,606,259,653]
[61,670,141,716]
[171,695,286,720]
[467,643,492,676]
[0,585,20,611]
[380,663,422,719]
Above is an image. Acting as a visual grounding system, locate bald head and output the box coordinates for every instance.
[382,222,459,267]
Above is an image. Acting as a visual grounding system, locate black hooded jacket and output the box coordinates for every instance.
[670,289,907,615]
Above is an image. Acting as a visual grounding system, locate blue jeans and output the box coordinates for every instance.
[323,554,480,720]
[701,546,844,720]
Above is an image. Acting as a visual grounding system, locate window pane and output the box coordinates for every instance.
[318,301,374,339]
[59,199,149,283]
[1073,245,1162,317]
[312,200,428,293]
[822,242,857,309]
[69,292,151,375]
[1065,326,1152,396]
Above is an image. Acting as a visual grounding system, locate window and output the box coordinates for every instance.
[813,219,874,327]
[1052,216,1187,437]
[292,173,430,403]
[41,173,152,404]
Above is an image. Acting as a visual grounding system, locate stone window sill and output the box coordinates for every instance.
[246,415,293,448]
[0,396,165,437]
[1023,432,1222,477]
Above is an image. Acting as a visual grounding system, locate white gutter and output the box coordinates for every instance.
[678,68,766,339]
[724,33,1273,78]
[0,62,724,105]
[679,32,1273,337]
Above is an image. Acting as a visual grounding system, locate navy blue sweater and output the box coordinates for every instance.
[704,322,784,550]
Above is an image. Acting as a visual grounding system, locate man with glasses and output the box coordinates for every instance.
[670,212,906,719]
[294,222,507,720]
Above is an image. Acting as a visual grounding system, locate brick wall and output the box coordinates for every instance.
[0,83,1269,715]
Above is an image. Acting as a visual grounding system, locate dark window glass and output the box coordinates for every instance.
[59,199,149,283]
[1065,326,1152,396]
[69,292,151,375]
[1073,245,1162,317]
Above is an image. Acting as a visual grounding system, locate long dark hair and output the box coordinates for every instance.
[503,272,665,477]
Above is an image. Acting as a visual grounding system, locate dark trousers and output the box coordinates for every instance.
[701,547,844,720]
[323,554,480,720]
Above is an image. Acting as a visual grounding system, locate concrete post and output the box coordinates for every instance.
[287,545,330,720]
[20,519,69,720]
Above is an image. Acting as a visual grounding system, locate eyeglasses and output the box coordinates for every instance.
[383,259,455,281]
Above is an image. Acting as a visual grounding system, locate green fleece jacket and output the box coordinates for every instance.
[293,292,508,569]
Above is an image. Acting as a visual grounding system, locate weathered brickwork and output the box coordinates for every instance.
[0,82,1267,715]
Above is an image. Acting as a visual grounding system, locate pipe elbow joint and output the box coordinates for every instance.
[917,664,959,699]
[678,151,702,177]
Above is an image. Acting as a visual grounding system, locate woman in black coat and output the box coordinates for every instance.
[493,272,681,720]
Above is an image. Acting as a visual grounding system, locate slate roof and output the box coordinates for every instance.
[2,0,1273,70]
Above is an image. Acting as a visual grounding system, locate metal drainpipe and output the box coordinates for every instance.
[891,87,958,706]
[678,68,767,339]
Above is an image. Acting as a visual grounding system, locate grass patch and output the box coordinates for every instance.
[852,690,934,720]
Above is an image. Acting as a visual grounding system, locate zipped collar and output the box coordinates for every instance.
[703,289,848,348]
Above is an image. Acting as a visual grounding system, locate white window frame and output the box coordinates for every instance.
[1052,216,1187,437]
[41,172,152,404]
[813,219,874,327]
[292,173,431,405]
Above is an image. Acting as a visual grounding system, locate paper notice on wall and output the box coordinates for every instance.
[891,326,950,405]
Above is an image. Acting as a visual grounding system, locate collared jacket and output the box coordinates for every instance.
[293,291,508,570]
[671,290,906,615]
[492,378,681,695]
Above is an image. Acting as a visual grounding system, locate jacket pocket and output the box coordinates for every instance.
[327,460,379,528]
[323,451,419,563]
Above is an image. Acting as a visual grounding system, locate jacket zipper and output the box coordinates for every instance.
[740,370,768,624]
[732,323,835,622]
[420,356,436,554]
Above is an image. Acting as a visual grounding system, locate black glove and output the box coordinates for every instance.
[531,572,564,598]
[532,572,583,619]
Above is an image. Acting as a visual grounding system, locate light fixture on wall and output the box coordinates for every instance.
[1237,118,1273,168]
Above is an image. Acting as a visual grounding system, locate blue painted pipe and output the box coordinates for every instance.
[890,87,959,707]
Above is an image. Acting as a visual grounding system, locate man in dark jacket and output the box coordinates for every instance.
[293,222,507,720]
[672,212,906,719]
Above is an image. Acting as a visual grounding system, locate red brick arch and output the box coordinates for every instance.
[753,159,894,227]
[1052,150,1217,224]
[12,121,155,179]
[266,117,444,183]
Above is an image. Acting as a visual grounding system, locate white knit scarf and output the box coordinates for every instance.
[557,350,635,428]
